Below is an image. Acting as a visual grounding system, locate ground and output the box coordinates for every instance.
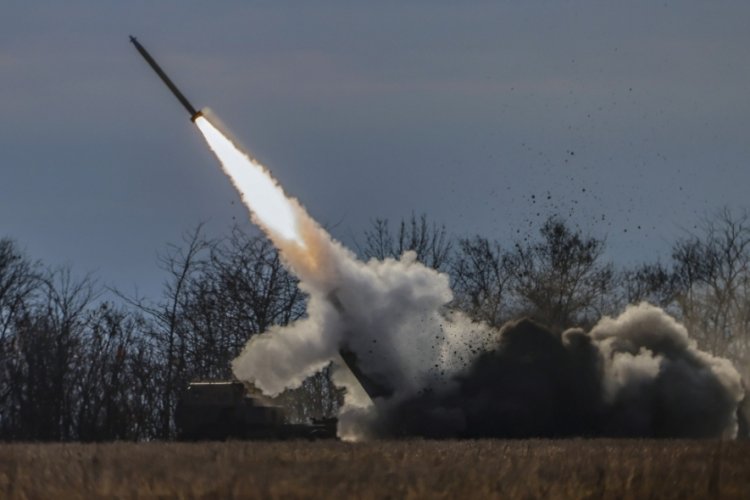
[0,440,747,498]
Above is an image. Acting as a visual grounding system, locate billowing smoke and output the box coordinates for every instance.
[193,110,744,440]
[378,304,744,439]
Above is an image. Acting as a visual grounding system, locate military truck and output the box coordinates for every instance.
[174,342,384,440]
[174,381,337,440]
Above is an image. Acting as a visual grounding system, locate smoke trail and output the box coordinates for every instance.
[193,110,745,440]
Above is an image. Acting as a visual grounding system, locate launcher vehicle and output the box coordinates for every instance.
[174,381,337,441]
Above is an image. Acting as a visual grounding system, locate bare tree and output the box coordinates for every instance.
[671,208,750,361]
[208,227,305,340]
[504,217,614,330]
[0,239,42,422]
[1,267,98,440]
[118,225,213,438]
[0,239,165,441]
[0,239,41,342]
[74,303,160,441]
[359,213,453,271]
[619,262,679,310]
[179,227,306,380]
[451,236,512,327]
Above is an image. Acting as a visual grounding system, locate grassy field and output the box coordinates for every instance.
[0,439,748,499]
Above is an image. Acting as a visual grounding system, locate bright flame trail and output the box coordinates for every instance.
[194,114,304,247]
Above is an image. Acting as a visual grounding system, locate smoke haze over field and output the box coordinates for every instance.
[192,110,745,440]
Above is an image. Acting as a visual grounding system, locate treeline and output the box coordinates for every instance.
[1,209,749,441]
[361,209,750,384]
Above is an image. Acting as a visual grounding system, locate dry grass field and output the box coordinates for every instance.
[0,439,748,499]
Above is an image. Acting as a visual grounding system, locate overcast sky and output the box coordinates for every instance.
[2,1,749,298]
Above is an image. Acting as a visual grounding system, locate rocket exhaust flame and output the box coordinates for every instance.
[192,111,346,295]
[194,114,305,247]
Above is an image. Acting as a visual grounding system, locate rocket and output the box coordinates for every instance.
[130,36,202,121]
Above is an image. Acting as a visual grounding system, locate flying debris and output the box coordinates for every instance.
[129,35,202,121]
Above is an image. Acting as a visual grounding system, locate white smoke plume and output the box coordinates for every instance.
[193,110,744,440]
[589,303,744,438]
[230,246,499,439]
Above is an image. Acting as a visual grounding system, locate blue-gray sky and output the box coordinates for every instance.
[2,1,749,297]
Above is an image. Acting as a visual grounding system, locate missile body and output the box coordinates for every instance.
[130,36,202,121]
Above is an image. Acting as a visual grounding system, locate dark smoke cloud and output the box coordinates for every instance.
[374,305,744,439]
